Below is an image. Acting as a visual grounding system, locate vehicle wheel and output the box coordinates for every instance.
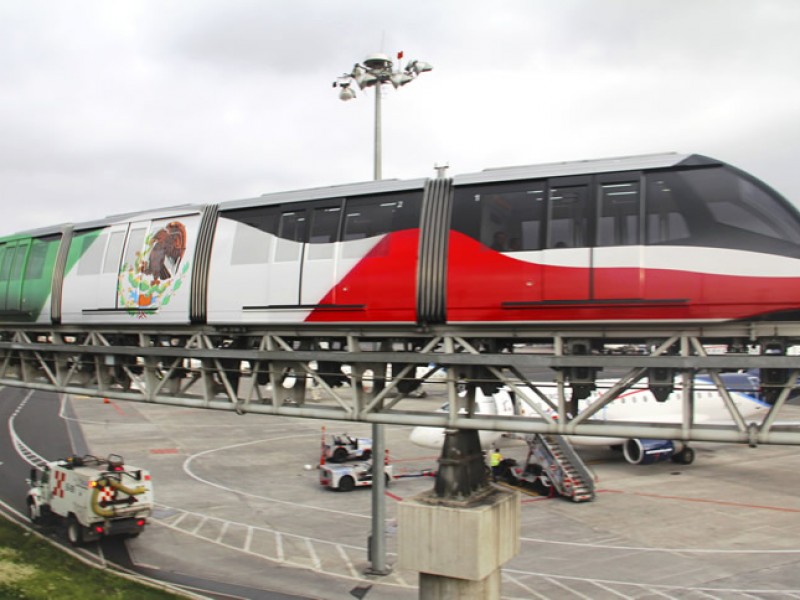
[27,500,40,525]
[361,450,372,461]
[66,516,84,546]
[333,448,348,462]
[673,447,695,465]
[338,476,355,492]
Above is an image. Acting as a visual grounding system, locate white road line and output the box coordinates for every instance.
[305,538,321,571]
[543,575,593,600]
[590,580,634,599]
[190,516,207,535]
[520,536,800,554]
[336,544,359,579]
[502,572,550,600]
[215,520,230,544]
[244,526,254,553]
[274,531,284,561]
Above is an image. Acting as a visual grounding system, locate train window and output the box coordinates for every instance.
[645,177,690,244]
[0,246,10,281]
[451,182,545,251]
[691,168,800,244]
[7,245,26,281]
[597,182,640,246]
[122,228,147,272]
[231,222,272,265]
[342,191,423,258]
[647,168,800,252]
[24,239,49,280]
[229,207,278,266]
[275,211,306,262]
[77,233,106,276]
[547,185,588,249]
[307,206,341,260]
[102,231,126,275]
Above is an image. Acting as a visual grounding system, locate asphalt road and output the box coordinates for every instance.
[0,387,308,600]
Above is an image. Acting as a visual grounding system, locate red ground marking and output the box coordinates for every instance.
[150,448,180,454]
[597,488,800,513]
[385,491,403,502]
[105,399,127,416]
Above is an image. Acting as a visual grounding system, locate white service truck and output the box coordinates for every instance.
[319,460,393,492]
[26,454,154,545]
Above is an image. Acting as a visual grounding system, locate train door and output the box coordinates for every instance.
[87,224,128,309]
[271,209,307,306]
[4,239,31,312]
[300,204,343,306]
[591,175,643,300]
[541,179,591,301]
[116,223,148,309]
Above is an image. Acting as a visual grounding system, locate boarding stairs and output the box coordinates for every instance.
[521,434,596,502]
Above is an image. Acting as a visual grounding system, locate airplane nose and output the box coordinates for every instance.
[409,426,445,448]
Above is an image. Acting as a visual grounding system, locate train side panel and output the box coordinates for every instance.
[0,234,62,324]
[209,188,424,325]
[61,213,201,325]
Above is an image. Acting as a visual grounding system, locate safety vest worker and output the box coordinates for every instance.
[490,450,502,467]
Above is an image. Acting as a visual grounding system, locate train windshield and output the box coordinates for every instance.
[646,166,800,255]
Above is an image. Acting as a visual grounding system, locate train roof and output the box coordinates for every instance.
[453,152,719,185]
[220,177,428,212]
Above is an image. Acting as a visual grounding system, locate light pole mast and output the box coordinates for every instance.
[332,52,432,576]
[334,52,432,181]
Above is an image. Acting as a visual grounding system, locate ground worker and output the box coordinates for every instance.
[490,448,503,481]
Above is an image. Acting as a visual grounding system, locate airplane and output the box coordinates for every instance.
[409,373,773,465]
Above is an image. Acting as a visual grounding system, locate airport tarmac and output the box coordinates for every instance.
[69,390,800,599]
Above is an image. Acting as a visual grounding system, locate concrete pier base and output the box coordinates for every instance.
[398,486,520,599]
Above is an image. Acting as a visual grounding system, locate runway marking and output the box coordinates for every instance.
[544,575,593,599]
[215,521,229,544]
[502,572,550,600]
[244,526,253,554]
[182,429,407,520]
[274,531,283,561]
[305,538,321,571]
[9,391,49,468]
[336,544,360,579]
[598,488,800,514]
[520,536,800,554]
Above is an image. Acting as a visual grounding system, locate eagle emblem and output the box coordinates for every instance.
[118,221,190,316]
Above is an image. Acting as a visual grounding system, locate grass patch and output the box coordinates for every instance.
[0,516,182,599]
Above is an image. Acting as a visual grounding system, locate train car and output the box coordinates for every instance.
[207,178,426,324]
[205,152,800,328]
[2,152,799,331]
[0,226,66,324]
[59,205,208,325]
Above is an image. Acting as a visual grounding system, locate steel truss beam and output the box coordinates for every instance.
[0,325,799,446]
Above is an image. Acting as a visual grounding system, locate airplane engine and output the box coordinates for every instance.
[622,439,676,465]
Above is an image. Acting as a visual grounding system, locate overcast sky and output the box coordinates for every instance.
[2,1,799,235]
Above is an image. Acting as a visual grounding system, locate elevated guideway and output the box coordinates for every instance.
[0,322,799,446]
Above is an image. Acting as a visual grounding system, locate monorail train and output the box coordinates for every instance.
[2,152,799,329]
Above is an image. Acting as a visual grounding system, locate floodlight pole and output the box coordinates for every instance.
[373,86,382,181]
[333,52,432,577]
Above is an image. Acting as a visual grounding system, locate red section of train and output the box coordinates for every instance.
[307,229,800,324]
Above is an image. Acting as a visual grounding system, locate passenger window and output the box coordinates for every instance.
[25,239,50,280]
[451,182,545,252]
[597,182,640,246]
[232,222,272,265]
[122,228,147,271]
[307,206,341,260]
[548,186,588,249]
[645,177,690,244]
[77,233,106,276]
[275,212,305,262]
[103,231,126,275]
[0,246,10,281]
[229,207,278,266]
[342,191,423,258]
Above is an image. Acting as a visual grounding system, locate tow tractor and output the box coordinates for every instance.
[26,454,154,545]
[322,433,373,463]
[319,460,394,492]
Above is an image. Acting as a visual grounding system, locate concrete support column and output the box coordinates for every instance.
[397,429,520,599]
